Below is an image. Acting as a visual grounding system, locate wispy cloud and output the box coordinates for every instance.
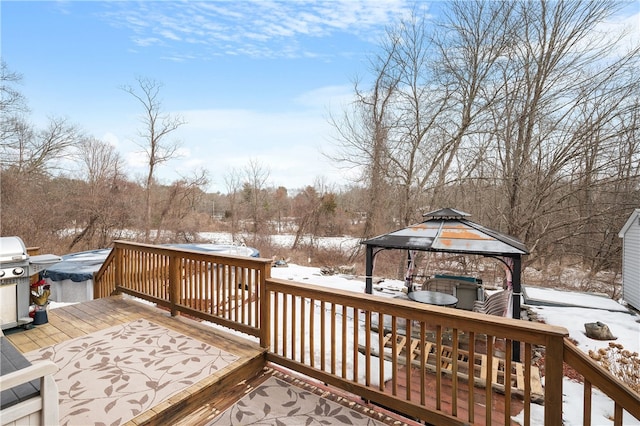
[99,0,411,59]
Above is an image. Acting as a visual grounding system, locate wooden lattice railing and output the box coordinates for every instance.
[92,242,640,425]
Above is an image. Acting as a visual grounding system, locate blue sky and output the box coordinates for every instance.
[2,0,423,192]
[3,1,638,193]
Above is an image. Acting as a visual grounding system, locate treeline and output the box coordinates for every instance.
[0,165,371,255]
[1,158,637,280]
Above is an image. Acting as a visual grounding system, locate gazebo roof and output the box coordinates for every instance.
[361,208,528,256]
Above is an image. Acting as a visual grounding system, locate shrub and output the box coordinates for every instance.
[589,342,640,394]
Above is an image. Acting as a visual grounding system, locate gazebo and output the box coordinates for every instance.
[361,208,529,320]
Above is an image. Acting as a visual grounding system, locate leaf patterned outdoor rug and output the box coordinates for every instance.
[24,318,239,426]
[208,376,385,425]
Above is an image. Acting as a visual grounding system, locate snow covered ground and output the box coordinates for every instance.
[199,232,362,252]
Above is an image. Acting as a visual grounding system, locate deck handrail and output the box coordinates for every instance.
[92,243,640,425]
[93,246,117,298]
[93,240,272,340]
[265,277,568,425]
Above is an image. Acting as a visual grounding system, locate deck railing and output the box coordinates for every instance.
[93,243,640,425]
[93,241,272,339]
[265,278,567,425]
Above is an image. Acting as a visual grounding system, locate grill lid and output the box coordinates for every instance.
[0,236,28,263]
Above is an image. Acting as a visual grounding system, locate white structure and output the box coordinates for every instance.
[619,209,640,311]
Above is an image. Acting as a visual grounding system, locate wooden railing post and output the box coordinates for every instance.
[169,255,181,317]
[544,334,564,425]
[114,245,124,296]
[259,264,271,349]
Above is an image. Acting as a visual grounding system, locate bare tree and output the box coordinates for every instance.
[428,0,516,202]
[381,10,445,226]
[0,61,29,147]
[68,137,127,250]
[224,167,243,240]
[273,186,289,233]
[121,76,185,242]
[330,0,640,277]
[485,0,640,258]
[152,169,209,243]
[0,61,26,113]
[241,159,271,237]
[328,33,401,239]
[1,115,79,175]
[330,4,513,231]
[291,185,321,251]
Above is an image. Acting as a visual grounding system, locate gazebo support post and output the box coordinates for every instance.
[365,245,374,294]
[512,255,522,361]
[405,250,413,292]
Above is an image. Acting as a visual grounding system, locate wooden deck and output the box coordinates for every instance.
[3,295,267,425]
[2,296,420,426]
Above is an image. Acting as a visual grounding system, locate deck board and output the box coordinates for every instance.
[3,295,266,426]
